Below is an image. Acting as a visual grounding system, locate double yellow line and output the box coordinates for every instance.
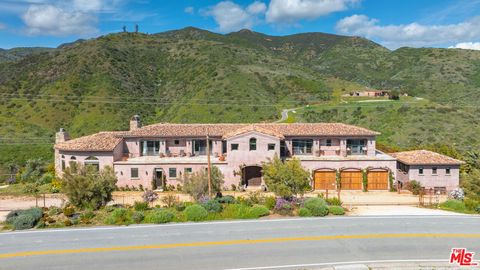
[1,233,479,259]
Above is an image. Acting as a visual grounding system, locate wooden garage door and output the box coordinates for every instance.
[314,171,336,190]
[367,171,388,190]
[340,171,362,190]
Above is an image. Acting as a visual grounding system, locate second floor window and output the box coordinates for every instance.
[432,167,437,175]
[419,167,424,175]
[142,141,160,156]
[268,143,275,151]
[347,139,367,155]
[292,139,313,155]
[326,139,332,146]
[231,143,239,151]
[249,138,257,151]
[446,168,451,175]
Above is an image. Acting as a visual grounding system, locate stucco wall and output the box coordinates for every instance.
[115,162,231,189]
[407,165,460,191]
[57,151,115,174]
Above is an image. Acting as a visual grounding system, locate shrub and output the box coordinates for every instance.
[80,210,95,224]
[449,188,465,200]
[132,211,145,223]
[23,208,43,221]
[13,214,36,230]
[202,200,222,213]
[6,210,23,223]
[142,190,159,203]
[248,205,269,218]
[439,199,467,212]
[328,206,345,215]
[298,207,312,217]
[184,205,208,221]
[246,191,263,205]
[6,208,43,227]
[182,166,224,201]
[406,180,422,195]
[64,219,72,226]
[174,202,186,212]
[326,197,342,206]
[105,208,132,225]
[63,206,75,217]
[134,201,149,211]
[274,198,294,215]
[263,156,311,198]
[464,198,480,212]
[222,204,251,219]
[62,165,117,209]
[264,196,276,210]
[304,198,329,217]
[161,194,180,208]
[144,209,174,224]
[215,195,235,204]
[48,206,62,216]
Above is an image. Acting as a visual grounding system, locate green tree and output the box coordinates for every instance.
[182,166,224,201]
[262,155,311,198]
[62,165,117,209]
[462,169,480,200]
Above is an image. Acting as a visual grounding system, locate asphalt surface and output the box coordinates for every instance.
[1,216,479,270]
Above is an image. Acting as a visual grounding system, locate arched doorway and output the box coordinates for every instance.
[242,166,262,187]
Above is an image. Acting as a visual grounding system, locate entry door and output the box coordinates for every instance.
[155,170,164,189]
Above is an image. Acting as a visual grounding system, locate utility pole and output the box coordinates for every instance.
[206,133,212,198]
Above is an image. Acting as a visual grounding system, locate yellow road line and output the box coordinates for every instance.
[1,233,479,259]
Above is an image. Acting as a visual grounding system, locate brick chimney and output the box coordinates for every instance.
[130,115,141,130]
[55,128,70,143]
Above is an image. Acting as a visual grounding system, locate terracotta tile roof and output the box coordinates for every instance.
[390,150,465,165]
[222,125,285,139]
[55,132,124,152]
[124,123,380,137]
[56,123,379,152]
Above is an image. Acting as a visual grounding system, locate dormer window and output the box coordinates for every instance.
[249,138,257,151]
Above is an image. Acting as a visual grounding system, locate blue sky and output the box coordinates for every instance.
[1,0,480,50]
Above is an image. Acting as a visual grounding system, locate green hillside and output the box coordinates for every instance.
[0,27,479,176]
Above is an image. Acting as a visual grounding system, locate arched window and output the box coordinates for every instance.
[249,138,257,151]
[69,156,77,172]
[84,156,100,171]
[61,155,65,171]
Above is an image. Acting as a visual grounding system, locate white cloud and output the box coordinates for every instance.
[266,0,358,23]
[449,42,480,50]
[0,23,6,30]
[206,1,266,33]
[247,1,267,14]
[184,6,194,14]
[22,4,97,36]
[336,14,480,49]
[73,0,102,12]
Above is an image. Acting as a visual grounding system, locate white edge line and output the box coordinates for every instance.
[1,215,479,236]
[223,259,447,270]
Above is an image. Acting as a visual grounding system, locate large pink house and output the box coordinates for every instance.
[54,116,461,192]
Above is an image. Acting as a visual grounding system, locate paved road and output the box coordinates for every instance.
[1,216,480,270]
